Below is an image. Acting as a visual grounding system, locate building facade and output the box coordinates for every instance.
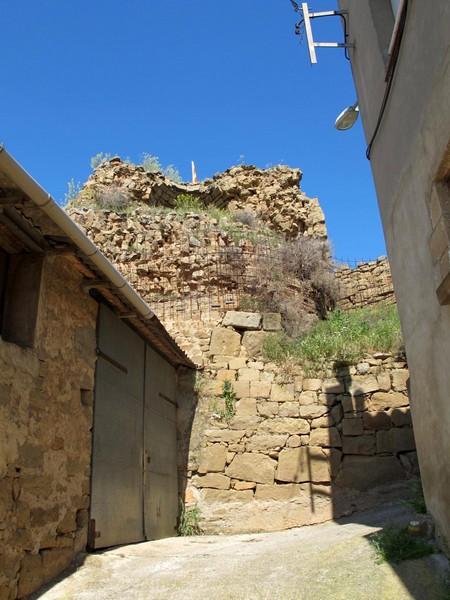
[337,0,450,546]
[0,149,194,599]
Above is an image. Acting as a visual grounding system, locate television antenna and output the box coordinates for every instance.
[291,2,354,65]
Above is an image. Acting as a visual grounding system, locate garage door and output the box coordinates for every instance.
[90,305,178,549]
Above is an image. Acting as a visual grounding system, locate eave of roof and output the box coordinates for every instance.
[0,146,195,370]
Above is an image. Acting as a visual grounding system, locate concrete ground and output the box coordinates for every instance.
[34,505,449,600]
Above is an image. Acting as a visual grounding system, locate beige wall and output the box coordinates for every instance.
[0,255,98,599]
[338,0,450,545]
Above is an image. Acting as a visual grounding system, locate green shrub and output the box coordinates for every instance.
[141,153,162,173]
[164,164,182,182]
[64,179,82,205]
[95,186,130,212]
[263,304,403,375]
[90,152,112,170]
[369,525,434,563]
[178,500,201,536]
[173,194,204,214]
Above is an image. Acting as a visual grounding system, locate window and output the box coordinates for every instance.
[0,252,44,347]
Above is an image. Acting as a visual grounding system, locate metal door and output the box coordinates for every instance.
[144,346,178,540]
[90,305,146,549]
[91,305,179,549]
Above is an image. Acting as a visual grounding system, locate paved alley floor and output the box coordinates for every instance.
[33,505,449,600]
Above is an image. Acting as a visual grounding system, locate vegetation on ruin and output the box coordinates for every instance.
[401,482,427,514]
[178,500,202,536]
[210,380,237,421]
[369,525,434,564]
[263,304,403,375]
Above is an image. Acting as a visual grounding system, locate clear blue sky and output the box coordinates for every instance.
[2,1,386,260]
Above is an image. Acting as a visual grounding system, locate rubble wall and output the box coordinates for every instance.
[184,312,416,534]
[335,257,395,310]
[0,255,98,599]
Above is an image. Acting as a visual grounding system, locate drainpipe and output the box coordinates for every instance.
[0,145,154,320]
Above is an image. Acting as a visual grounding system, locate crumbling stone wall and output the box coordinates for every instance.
[335,257,395,310]
[184,312,416,534]
[0,255,97,599]
[74,160,327,239]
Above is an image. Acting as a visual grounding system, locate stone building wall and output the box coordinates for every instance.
[0,255,98,600]
[184,312,416,534]
[335,257,395,310]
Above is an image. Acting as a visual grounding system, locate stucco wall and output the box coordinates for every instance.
[338,0,450,545]
[0,255,98,599]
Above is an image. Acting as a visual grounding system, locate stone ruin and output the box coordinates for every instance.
[67,159,412,535]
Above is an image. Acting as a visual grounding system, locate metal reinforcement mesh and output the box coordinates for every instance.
[116,236,395,322]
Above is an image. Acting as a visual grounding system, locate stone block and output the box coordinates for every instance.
[370,392,409,410]
[41,548,73,584]
[250,381,272,398]
[322,378,345,394]
[377,428,416,453]
[262,312,282,331]
[216,369,237,382]
[241,331,266,358]
[299,391,317,405]
[303,378,321,391]
[377,373,391,392]
[226,453,276,485]
[255,483,301,501]
[392,369,409,392]
[330,404,344,424]
[287,435,302,448]
[310,415,334,428]
[294,376,303,392]
[246,434,288,452]
[271,383,295,403]
[318,393,337,406]
[209,328,241,357]
[345,375,379,395]
[235,397,258,417]
[363,411,392,430]
[204,429,245,443]
[342,434,376,455]
[276,447,331,483]
[238,368,260,381]
[233,481,256,490]
[229,357,247,370]
[341,394,366,413]
[228,416,262,430]
[257,401,278,417]
[299,405,329,419]
[232,380,250,399]
[388,407,412,427]
[278,402,300,417]
[309,427,342,447]
[222,311,262,330]
[201,489,254,504]
[342,417,364,436]
[198,444,228,473]
[259,417,310,435]
[334,455,406,491]
[193,473,230,490]
[18,553,43,598]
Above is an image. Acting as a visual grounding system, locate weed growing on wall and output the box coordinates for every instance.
[178,500,202,536]
[210,381,237,421]
[263,304,403,375]
[369,525,434,563]
[95,186,130,212]
[90,152,112,170]
[64,179,82,205]
[401,482,427,514]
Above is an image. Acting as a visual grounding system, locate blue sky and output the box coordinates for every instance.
[2,1,386,260]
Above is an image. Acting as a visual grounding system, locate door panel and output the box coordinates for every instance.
[144,347,178,540]
[90,305,145,549]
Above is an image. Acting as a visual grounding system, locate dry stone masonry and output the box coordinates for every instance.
[335,257,395,310]
[185,311,416,534]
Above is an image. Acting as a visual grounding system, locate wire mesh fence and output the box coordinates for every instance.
[115,235,395,322]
